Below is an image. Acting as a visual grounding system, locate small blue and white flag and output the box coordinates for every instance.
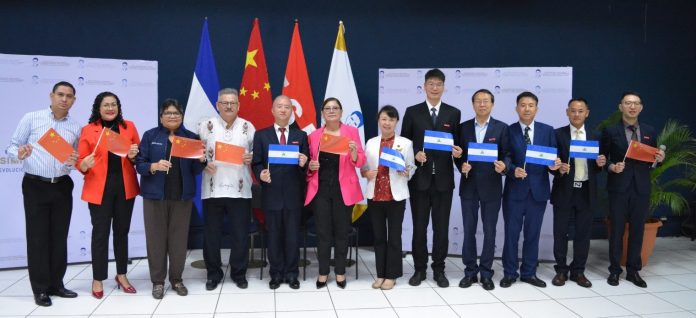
[569,140,599,159]
[525,144,557,166]
[379,147,406,171]
[268,144,300,165]
[423,130,454,152]
[467,142,498,163]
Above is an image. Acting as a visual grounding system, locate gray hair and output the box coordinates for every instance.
[273,95,292,107]
[218,88,239,99]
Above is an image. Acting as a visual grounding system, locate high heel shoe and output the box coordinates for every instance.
[336,279,347,289]
[115,276,137,294]
[316,276,328,289]
[92,281,104,299]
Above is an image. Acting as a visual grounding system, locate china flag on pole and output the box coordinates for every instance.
[102,129,132,157]
[170,136,204,159]
[282,20,317,134]
[238,18,273,130]
[625,140,658,163]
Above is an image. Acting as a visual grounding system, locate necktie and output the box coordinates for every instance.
[279,127,286,145]
[524,126,531,145]
[574,130,587,181]
[628,125,638,141]
[431,107,437,127]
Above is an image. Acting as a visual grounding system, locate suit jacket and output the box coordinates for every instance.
[504,121,557,202]
[601,121,656,194]
[252,125,309,211]
[550,125,602,208]
[454,117,511,201]
[362,135,415,202]
[77,120,140,205]
[304,124,366,206]
[401,101,461,192]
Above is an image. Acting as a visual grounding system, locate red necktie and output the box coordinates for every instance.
[279,127,287,145]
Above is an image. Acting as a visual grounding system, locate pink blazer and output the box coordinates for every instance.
[304,124,366,206]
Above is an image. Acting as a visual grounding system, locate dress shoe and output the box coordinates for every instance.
[408,271,426,286]
[607,273,620,286]
[626,272,647,288]
[34,293,52,307]
[521,276,547,288]
[48,287,78,298]
[433,272,450,288]
[234,278,248,289]
[316,279,327,289]
[92,289,104,299]
[205,279,219,291]
[115,276,137,294]
[172,282,188,296]
[288,279,300,290]
[152,284,165,299]
[552,273,568,286]
[269,278,282,290]
[380,279,396,290]
[500,276,516,288]
[336,279,347,289]
[372,278,385,289]
[569,273,592,288]
[480,277,495,290]
[458,276,478,288]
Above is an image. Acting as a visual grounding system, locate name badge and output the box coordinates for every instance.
[573,181,583,188]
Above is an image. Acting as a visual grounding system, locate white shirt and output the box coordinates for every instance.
[475,116,491,143]
[425,100,441,117]
[571,124,589,182]
[519,121,535,144]
[198,116,256,199]
[273,123,289,144]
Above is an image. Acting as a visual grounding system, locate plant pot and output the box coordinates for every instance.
[605,218,663,267]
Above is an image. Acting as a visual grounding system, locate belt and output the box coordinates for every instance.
[572,180,588,189]
[24,173,70,184]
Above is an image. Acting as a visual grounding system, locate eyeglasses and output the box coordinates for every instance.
[219,101,237,107]
[323,106,341,112]
[101,103,118,109]
[622,101,642,107]
[162,112,182,118]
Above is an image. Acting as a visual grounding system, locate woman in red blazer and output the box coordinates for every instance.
[76,92,140,299]
[305,98,366,289]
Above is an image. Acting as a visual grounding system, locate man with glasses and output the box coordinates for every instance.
[197,88,256,290]
[6,81,81,306]
[601,92,664,288]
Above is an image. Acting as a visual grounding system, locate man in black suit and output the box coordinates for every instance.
[252,95,309,290]
[550,98,606,288]
[401,68,462,287]
[454,89,510,291]
[601,92,664,288]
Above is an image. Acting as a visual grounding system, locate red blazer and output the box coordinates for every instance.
[304,124,366,206]
[77,120,140,205]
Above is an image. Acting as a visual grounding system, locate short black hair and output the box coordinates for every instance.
[516,91,538,104]
[471,89,495,104]
[377,105,399,121]
[567,97,589,109]
[620,91,642,104]
[159,98,184,117]
[424,68,445,83]
[52,81,75,95]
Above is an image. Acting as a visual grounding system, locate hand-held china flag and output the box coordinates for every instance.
[170,136,204,159]
[37,128,74,163]
[238,18,273,130]
[282,20,316,134]
[319,133,350,155]
[214,141,245,165]
[101,129,131,157]
[625,140,658,163]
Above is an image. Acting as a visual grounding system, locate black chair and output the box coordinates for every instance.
[302,220,359,281]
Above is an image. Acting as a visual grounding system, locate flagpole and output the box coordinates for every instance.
[622,140,632,162]
[465,160,469,179]
[421,148,424,166]
[92,127,106,155]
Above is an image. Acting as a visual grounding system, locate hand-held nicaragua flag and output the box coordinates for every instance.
[283,20,316,134]
[214,141,245,165]
[37,128,74,163]
[319,133,350,155]
[102,129,132,157]
[625,140,658,163]
[569,140,599,159]
[423,130,454,152]
[525,144,557,166]
[268,144,300,165]
[170,136,204,159]
[183,18,221,130]
[379,147,406,171]
[467,142,498,163]
[238,18,274,130]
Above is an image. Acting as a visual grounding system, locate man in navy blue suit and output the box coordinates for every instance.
[454,89,511,291]
[252,95,309,290]
[500,91,561,288]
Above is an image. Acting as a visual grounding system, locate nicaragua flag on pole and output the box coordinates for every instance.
[423,130,454,152]
[569,140,599,159]
[379,147,406,171]
[268,144,300,165]
[525,144,557,166]
[467,142,498,163]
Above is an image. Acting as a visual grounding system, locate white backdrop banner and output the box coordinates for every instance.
[0,53,158,269]
[378,67,572,261]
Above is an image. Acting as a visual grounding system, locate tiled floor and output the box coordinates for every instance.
[2,237,696,317]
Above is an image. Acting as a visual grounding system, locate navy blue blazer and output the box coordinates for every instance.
[252,125,309,211]
[601,121,657,195]
[504,121,557,202]
[454,117,511,201]
[550,125,602,208]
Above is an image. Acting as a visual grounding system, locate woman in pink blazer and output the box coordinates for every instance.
[305,97,366,289]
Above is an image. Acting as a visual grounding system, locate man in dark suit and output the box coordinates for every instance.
[454,89,510,291]
[501,91,561,288]
[252,95,309,290]
[601,91,664,288]
[550,98,606,288]
[401,68,462,287]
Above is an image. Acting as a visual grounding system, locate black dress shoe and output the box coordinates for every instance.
[552,273,568,286]
[480,277,495,290]
[569,273,592,288]
[458,276,478,288]
[234,278,248,289]
[408,271,426,286]
[336,279,347,289]
[500,276,516,288]
[205,279,219,291]
[48,287,78,298]
[316,280,327,289]
[607,273,620,286]
[433,272,449,288]
[626,272,647,288]
[269,278,282,290]
[288,279,300,290]
[521,276,547,288]
[34,293,51,307]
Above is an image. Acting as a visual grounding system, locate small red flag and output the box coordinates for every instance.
[170,136,204,159]
[37,128,74,163]
[215,141,245,165]
[319,133,350,155]
[625,140,658,163]
[102,129,131,157]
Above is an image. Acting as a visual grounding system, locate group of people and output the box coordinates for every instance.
[6,68,665,307]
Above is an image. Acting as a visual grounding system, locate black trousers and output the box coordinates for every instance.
[461,193,501,279]
[22,175,73,294]
[409,179,453,273]
[369,199,405,279]
[88,173,135,281]
[202,197,250,281]
[143,199,191,285]
[266,206,301,280]
[312,185,353,276]
[552,184,592,275]
[608,183,649,275]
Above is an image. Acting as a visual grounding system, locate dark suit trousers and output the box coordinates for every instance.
[461,192,501,279]
[502,193,547,278]
[409,178,453,273]
[22,176,73,294]
[369,199,406,279]
[266,206,301,280]
[552,184,592,275]
[88,172,135,281]
[608,182,649,275]
[143,199,191,285]
[312,185,353,276]
[202,198,251,281]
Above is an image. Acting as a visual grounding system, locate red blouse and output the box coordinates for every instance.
[373,136,395,201]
